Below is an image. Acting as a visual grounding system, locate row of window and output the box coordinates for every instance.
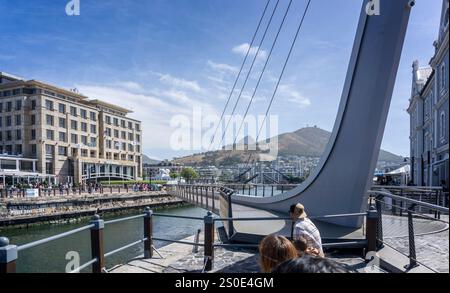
[104,115,140,131]
[0,115,22,127]
[104,127,141,142]
[0,100,22,112]
[104,140,141,152]
[44,99,97,121]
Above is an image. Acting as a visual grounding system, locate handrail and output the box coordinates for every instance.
[104,238,147,258]
[152,213,204,221]
[69,258,98,273]
[152,237,204,247]
[17,224,95,252]
[369,190,449,214]
[104,214,145,225]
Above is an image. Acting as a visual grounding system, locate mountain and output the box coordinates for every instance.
[172,127,404,166]
[142,154,161,165]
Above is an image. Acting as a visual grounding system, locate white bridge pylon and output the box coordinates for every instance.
[230,0,413,228]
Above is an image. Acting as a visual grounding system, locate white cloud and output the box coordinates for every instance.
[116,81,142,91]
[76,84,219,154]
[232,43,267,60]
[278,84,312,109]
[158,73,203,93]
[207,60,238,74]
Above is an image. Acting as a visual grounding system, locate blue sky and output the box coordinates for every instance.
[0,0,443,160]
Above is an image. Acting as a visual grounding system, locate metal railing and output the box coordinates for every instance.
[0,185,164,200]
[368,189,449,273]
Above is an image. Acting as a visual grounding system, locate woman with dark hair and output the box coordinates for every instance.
[272,255,351,273]
[259,235,298,273]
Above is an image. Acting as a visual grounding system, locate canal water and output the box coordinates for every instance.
[1,205,208,273]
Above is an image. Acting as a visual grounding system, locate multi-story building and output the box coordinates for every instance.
[0,72,143,184]
[408,0,449,188]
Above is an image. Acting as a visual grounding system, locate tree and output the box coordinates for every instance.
[180,168,199,180]
[170,171,180,179]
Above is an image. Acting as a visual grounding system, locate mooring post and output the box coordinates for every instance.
[365,203,378,254]
[144,207,153,259]
[0,237,17,273]
[90,214,105,273]
[204,211,214,272]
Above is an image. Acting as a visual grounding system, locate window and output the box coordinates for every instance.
[71,134,78,144]
[46,144,54,155]
[6,131,12,141]
[81,122,87,132]
[128,133,133,141]
[59,117,66,128]
[15,145,22,155]
[6,116,12,127]
[90,111,97,121]
[58,146,68,156]
[45,100,54,111]
[6,102,12,112]
[90,137,97,147]
[16,129,22,140]
[80,109,87,119]
[136,134,141,142]
[15,100,22,111]
[105,116,111,125]
[81,135,88,145]
[105,128,112,137]
[121,131,126,139]
[121,120,126,128]
[15,115,21,126]
[31,144,37,156]
[70,106,77,116]
[441,64,447,93]
[90,124,97,134]
[0,102,3,112]
[128,144,134,152]
[114,129,119,138]
[46,114,54,126]
[59,103,66,114]
[128,121,133,129]
[31,100,36,110]
[441,112,446,139]
[113,118,119,126]
[46,129,54,140]
[31,129,36,140]
[122,142,126,151]
[31,115,36,125]
[71,120,78,130]
[135,123,140,131]
[106,140,112,149]
[59,132,66,142]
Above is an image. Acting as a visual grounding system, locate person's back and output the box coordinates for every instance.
[272,255,350,273]
[290,204,323,256]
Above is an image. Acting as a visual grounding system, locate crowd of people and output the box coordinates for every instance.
[258,203,351,273]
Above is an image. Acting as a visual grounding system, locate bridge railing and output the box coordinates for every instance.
[368,189,449,273]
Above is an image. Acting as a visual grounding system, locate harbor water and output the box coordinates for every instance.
[1,205,208,273]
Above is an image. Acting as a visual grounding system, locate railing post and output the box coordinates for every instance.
[0,237,17,273]
[375,196,384,249]
[365,203,378,254]
[212,187,215,212]
[204,211,214,272]
[144,207,153,259]
[406,204,417,270]
[90,214,105,273]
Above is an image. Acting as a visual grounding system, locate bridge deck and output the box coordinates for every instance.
[170,187,364,244]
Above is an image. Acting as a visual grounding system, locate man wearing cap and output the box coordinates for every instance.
[290,203,324,257]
